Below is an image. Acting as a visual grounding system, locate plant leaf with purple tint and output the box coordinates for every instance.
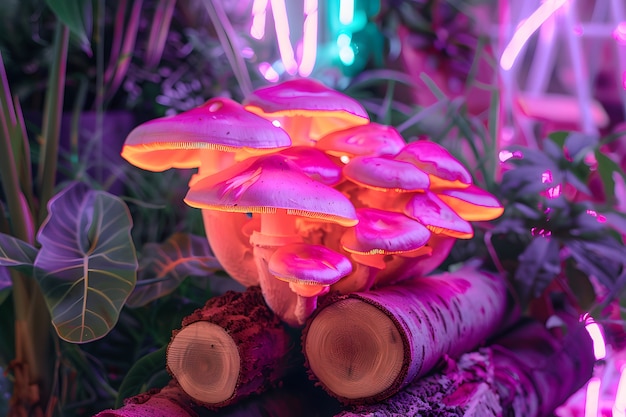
[0,267,11,305]
[34,182,137,343]
[0,232,37,271]
[126,233,222,308]
[514,236,560,301]
[567,238,624,291]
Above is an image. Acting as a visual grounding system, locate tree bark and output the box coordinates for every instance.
[335,318,594,417]
[166,286,302,408]
[303,265,510,404]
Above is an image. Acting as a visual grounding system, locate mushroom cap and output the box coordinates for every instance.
[404,191,474,239]
[184,154,358,227]
[315,123,406,158]
[343,155,430,192]
[341,208,431,255]
[277,146,343,186]
[395,141,472,189]
[269,243,352,287]
[437,185,504,221]
[243,79,369,139]
[121,97,291,171]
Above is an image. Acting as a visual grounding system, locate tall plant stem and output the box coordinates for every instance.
[203,0,253,97]
[37,23,70,225]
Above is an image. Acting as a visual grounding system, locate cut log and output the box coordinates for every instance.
[335,318,594,417]
[166,286,302,408]
[335,351,502,417]
[303,265,510,404]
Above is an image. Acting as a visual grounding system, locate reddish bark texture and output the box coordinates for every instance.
[95,377,341,417]
[168,286,302,408]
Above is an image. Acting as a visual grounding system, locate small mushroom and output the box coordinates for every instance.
[340,208,431,256]
[243,79,369,145]
[336,208,431,293]
[269,243,352,325]
[394,141,472,190]
[403,191,474,239]
[343,156,430,193]
[436,185,504,221]
[184,154,358,325]
[315,123,406,162]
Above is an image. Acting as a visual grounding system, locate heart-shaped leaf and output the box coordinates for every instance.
[35,182,137,343]
[126,233,221,308]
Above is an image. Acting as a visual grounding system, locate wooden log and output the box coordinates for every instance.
[166,286,302,408]
[302,265,510,404]
[335,318,594,417]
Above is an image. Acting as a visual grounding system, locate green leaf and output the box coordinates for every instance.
[34,182,137,343]
[126,233,221,308]
[595,150,625,205]
[0,267,11,305]
[0,233,37,270]
[115,346,169,408]
[45,0,91,54]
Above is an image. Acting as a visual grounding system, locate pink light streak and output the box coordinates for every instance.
[298,0,318,77]
[500,0,569,71]
[584,377,601,417]
[613,22,626,44]
[585,320,606,360]
[259,62,280,82]
[271,0,298,75]
[250,0,269,40]
[614,366,626,417]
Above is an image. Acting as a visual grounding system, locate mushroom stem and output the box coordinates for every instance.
[282,117,314,146]
[294,295,318,326]
[260,209,297,237]
[250,231,302,326]
[202,210,259,287]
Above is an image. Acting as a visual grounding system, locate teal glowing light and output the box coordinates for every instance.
[339,45,355,65]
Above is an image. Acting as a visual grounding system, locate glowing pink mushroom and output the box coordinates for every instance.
[403,191,474,239]
[269,243,352,325]
[394,140,472,190]
[243,79,369,145]
[436,184,504,221]
[335,208,431,293]
[315,123,406,161]
[121,97,291,175]
[184,154,358,326]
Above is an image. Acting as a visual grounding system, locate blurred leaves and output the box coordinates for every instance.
[493,131,626,313]
[45,0,91,55]
[115,346,169,408]
[126,233,222,308]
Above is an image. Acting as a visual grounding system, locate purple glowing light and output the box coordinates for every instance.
[614,366,626,416]
[500,0,569,71]
[584,378,601,417]
[259,62,280,82]
[613,22,626,45]
[586,209,607,223]
[498,149,523,162]
[250,0,268,40]
[271,0,298,75]
[298,0,318,77]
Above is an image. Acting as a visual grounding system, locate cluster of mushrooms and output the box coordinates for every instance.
[122,79,503,327]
